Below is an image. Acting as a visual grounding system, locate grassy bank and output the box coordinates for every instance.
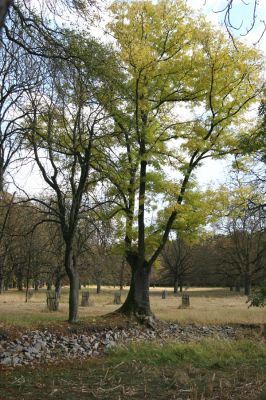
[1,339,265,400]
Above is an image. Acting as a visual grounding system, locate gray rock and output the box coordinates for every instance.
[24,352,34,361]
[37,341,47,350]
[105,341,115,349]
[93,342,99,350]
[14,344,24,352]
[2,357,12,365]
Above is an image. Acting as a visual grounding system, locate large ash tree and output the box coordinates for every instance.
[97,0,264,320]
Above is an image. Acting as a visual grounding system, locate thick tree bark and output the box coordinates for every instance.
[65,245,79,323]
[117,261,152,318]
[68,271,79,322]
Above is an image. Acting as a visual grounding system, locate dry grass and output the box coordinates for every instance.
[1,340,266,400]
[0,286,265,327]
[152,295,266,325]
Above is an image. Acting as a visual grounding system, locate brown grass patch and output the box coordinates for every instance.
[0,286,265,328]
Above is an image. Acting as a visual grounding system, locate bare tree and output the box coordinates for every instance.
[161,238,192,293]
[23,50,112,322]
[212,0,266,46]
[0,192,14,292]
[217,206,266,295]
[0,34,38,192]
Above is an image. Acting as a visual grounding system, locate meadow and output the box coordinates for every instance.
[0,286,265,328]
[1,287,266,399]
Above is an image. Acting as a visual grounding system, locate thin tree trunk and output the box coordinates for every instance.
[235,278,241,292]
[25,276,30,303]
[174,278,178,294]
[0,259,4,294]
[0,160,4,192]
[55,277,61,299]
[96,282,101,294]
[244,274,251,296]
[119,258,125,291]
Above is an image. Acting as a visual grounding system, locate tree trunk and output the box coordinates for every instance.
[25,278,30,303]
[55,277,61,299]
[174,278,178,294]
[17,278,23,291]
[235,278,241,292]
[96,282,101,294]
[68,269,79,322]
[0,257,6,293]
[65,245,79,323]
[117,261,152,318]
[0,268,4,294]
[244,274,251,296]
[119,259,125,291]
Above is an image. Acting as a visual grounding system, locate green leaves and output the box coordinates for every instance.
[248,284,266,307]
[76,0,264,268]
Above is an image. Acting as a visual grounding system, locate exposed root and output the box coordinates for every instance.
[108,308,159,330]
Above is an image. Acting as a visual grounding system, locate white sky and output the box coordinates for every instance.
[7,0,266,195]
[187,0,266,188]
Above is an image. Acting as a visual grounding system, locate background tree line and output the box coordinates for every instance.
[0,194,265,298]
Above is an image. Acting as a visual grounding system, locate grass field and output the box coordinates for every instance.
[1,287,266,399]
[1,339,266,399]
[0,286,265,328]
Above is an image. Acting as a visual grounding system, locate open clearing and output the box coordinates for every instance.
[0,286,265,327]
[1,287,265,399]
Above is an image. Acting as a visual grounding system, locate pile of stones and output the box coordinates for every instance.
[0,324,248,367]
